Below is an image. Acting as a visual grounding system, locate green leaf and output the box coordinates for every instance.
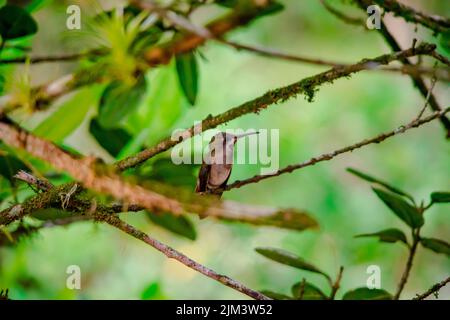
[0,155,28,182]
[347,168,412,200]
[0,5,38,40]
[89,118,131,157]
[420,238,450,256]
[372,188,424,228]
[144,158,197,188]
[255,247,330,280]
[26,0,52,13]
[244,209,319,232]
[0,74,5,93]
[355,228,408,246]
[130,27,162,55]
[216,0,284,17]
[215,0,237,7]
[257,1,284,17]
[175,52,198,106]
[291,281,326,300]
[430,192,450,204]
[98,77,146,128]
[343,288,392,300]
[34,85,103,142]
[146,212,197,241]
[438,30,450,55]
[140,282,164,300]
[260,290,292,300]
[31,208,74,221]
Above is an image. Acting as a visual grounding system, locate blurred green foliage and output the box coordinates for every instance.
[0,0,449,300]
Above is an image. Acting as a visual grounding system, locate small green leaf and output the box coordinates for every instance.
[420,238,450,256]
[0,155,29,182]
[31,208,74,221]
[146,212,197,241]
[215,0,237,8]
[255,247,330,280]
[430,192,450,204]
[175,52,198,106]
[0,5,38,40]
[343,288,392,300]
[260,290,292,300]
[347,168,412,200]
[144,158,198,188]
[257,1,284,17]
[34,85,103,142]
[98,77,147,128]
[89,119,131,157]
[355,228,408,246]
[26,0,51,13]
[291,281,326,300]
[438,30,450,55]
[372,188,424,228]
[140,282,164,300]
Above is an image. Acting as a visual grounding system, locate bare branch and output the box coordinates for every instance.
[0,121,317,230]
[3,173,270,300]
[320,0,365,26]
[353,3,450,137]
[329,266,344,300]
[358,0,450,33]
[395,229,421,299]
[222,108,449,191]
[413,277,450,300]
[98,213,270,300]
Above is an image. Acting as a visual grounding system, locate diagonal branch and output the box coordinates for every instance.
[116,43,438,170]
[222,108,449,191]
[0,119,317,231]
[360,0,450,33]
[1,171,269,300]
[98,213,270,300]
[413,276,450,300]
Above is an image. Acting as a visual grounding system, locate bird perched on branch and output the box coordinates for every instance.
[195,131,259,198]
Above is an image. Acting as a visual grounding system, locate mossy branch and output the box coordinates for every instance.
[116,42,439,170]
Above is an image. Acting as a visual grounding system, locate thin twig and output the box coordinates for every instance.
[0,52,93,64]
[223,108,449,191]
[0,121,317,229]
[354,1,450,137]
[431,51,450,67]
[413,276,450,300]
[298,278,306,300]
[5,170,270,300]
[320,0,365,26]
[96,213,270,300]
[358,0,450,33]
[394,228,421,299]
[415,76,437,121]
[329,266,344,300]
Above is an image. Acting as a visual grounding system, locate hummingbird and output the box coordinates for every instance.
[195,131,259,197]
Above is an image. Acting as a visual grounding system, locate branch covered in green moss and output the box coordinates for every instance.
[116,42,440,170]
[0,120,317,231]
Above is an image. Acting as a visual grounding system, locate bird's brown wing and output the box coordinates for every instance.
[195,162,211,193]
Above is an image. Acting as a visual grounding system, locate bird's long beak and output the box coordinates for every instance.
[236,131,259,139]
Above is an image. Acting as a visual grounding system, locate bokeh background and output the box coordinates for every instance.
[0,0,449,299]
